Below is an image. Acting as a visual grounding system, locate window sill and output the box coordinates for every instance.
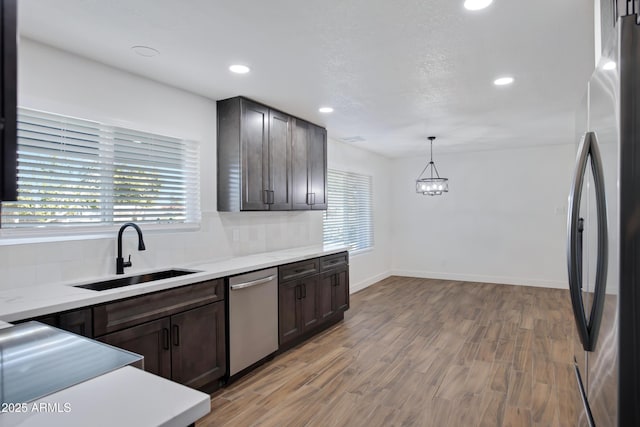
[0,223,201,246]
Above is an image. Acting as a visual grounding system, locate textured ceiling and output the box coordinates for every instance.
[18,0,594,157]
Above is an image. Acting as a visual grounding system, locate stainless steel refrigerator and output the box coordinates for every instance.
[566,1,640,425]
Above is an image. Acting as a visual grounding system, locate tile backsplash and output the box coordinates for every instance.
[0,211,323,290]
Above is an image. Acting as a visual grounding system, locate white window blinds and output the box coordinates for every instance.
[0,108,200,228]
[323,169,373,252]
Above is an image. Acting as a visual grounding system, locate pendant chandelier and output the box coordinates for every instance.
[416,136,449,196]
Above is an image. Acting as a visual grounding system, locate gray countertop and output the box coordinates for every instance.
[0,322,142,405]
[0,322,209,426]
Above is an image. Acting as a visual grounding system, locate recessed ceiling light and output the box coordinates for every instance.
[464,0,493,11]
[229,64,250,74]
[494,76,514,86]
[319,107,334,113]
[131,45,160,57]
[602,61,617,70]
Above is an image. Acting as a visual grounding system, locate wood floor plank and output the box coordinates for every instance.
[478,391,507,427]
[435,364,470,400]
[531,381,557,424]
[198,277,577,427]
[446,392,484,427]
[504,406,533,427]
[464,360,493,395]
[490,362,512,393]
[507,370,533,408]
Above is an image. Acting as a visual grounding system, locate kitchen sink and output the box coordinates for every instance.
[73,269,200,292]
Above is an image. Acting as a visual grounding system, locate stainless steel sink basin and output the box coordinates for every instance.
[74,269,200,291]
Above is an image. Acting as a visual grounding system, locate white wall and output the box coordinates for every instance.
[0,38,575,294]
[0,39,391,293]
[390,144,575,288]
[0,39,324,290]
[327,139,392,292]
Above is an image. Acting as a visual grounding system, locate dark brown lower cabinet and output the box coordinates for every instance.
[98,318,171,378]
[58,308,94,337]
[319,266,350,322]
[279,280,302,344]
[333,267,349,312]
[21,307,93,338]
[279,252,350,349]
[98,301,225,390]
[301,276,321,330]
[171,302,226,389]
[278,275,321,346]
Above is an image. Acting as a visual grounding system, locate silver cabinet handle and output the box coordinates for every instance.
[230,275,276,290]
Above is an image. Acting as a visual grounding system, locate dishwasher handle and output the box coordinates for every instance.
[230,275,276,291]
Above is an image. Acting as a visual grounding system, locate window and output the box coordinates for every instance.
[323,169,373,252]
[0,108,200,229]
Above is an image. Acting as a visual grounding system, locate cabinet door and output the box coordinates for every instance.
[240,99,269,210]
[333,267,350,312]
[269,110,292,210]
[171,302,226,390]
[58,308,93,338]
[279,281,302,345]
[24,308,93,338]
[300,275,321,330]
[291,119,311,210]
[98,318,171,379]
[319,271,336,322]
[1,0,17,201]
[309,125,327,210]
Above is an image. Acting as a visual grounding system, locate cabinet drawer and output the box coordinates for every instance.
[320,252,348,272]
[93,279,223,336]
[279,258,319,282]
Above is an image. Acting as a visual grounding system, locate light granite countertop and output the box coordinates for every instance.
[0,244,348,322]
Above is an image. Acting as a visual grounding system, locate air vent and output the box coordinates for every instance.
[338,136,366,143]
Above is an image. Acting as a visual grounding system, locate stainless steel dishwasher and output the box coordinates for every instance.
[228,267,279,376]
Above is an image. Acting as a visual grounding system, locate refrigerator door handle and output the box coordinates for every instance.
[585,132,609,352]
[577,217,584,289]
[567,132,596,351]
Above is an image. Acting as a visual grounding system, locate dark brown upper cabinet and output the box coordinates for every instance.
[1,0,18,201]
[217,97,292,211]
[217,96,326,212]
[292,118,327,210]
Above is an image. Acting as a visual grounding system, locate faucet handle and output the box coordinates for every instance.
[123,255,132,268]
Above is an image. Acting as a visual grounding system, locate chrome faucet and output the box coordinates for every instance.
[116,222,146,274]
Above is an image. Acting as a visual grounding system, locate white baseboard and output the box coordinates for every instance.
[390,269,567,290]
[350,270,392,294]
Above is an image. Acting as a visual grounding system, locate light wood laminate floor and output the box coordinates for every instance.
[197,276,580,427]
